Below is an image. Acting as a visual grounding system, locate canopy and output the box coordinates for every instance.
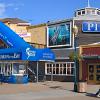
[0,22,55,61]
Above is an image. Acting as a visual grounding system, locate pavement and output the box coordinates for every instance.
[0,81,99,100]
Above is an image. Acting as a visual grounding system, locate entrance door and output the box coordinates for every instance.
[96,65,100,84]
[88,64,100,84]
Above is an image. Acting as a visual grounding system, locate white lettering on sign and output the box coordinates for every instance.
[0,53,21,60]
[82,22,100,32]
[87,23,98,31]
[82,54,98,57]
[26,48,36,59]
[0,33,13,46]
[43,53,53,59]
[18,33,31,38]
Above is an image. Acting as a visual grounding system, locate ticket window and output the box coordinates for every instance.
[88,64,100,84]
[13,63,27,76]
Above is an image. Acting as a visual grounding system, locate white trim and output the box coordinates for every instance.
[17,23,31,26]
[46,74,74,76]
[39,60,55,62]
[45,62,75,76]
[52,47,79,50]
[46,61,74,64]
[56,57,69,59]
[84,42,100,46]
[12,74,24,76]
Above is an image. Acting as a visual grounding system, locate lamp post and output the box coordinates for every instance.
[73,25,78,92]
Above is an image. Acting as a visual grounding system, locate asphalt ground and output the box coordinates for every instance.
[0,81,99,100]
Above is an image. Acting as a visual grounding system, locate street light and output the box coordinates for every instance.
[73,25,78,92]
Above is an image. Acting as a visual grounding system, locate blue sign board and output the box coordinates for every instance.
[0,52,21,60]
[82,22,100,32]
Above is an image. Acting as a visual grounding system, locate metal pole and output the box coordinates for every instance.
[74,36,78,92]
[51,64,53,81]
[87,0,90,8]
[36,61,38,83]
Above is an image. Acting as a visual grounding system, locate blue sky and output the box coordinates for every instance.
[0,0,99,24]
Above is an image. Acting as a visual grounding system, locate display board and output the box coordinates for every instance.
[47,22,71,47]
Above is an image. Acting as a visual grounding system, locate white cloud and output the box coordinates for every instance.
[7,3,24,11]
[0,3,6,17]
[6,3,14,7]
[0,2,25,17]
[14,7,19,11]
[7,3,24,7]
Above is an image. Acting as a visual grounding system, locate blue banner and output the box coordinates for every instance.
[0,22,55,61]
[82,22,100,32]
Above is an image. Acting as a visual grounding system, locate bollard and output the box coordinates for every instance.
[77,81,87,93]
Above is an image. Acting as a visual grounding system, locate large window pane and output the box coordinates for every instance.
[45,62,74,76]
[13,63,19,74]
[56,67,59,74]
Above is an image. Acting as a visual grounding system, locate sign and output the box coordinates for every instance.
[18,33,31,38]
[0,52,21,60]
[81,46,100,59]
[82,22,100,32]
[26,48,36,59]
[47,22,71,47]
[42,53,54,60]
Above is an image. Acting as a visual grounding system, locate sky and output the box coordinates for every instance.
[0,0,99,25]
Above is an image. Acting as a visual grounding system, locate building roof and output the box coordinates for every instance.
[47,18,72,26]
[27,23,46,29]
[0,18,30,24]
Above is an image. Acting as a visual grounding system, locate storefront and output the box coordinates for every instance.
[0,22,55,83]
[79,45,100,84]
[0,61,28,83]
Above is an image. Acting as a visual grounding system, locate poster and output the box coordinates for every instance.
[47,23,71,47]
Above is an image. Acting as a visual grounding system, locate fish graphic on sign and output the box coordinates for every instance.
[26,48,36,59]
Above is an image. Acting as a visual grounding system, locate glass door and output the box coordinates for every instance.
[88,65,96,84]
[88,64,100,84]
[96,65,100,84]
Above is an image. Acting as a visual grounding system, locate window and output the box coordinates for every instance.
[77,11,81,15]
[86,9,92,15]
[82,10,85,15]
[0,63,12,76]
[13,63,26,75]
[45,62,75,76]
[97,10,100,15]
[0,39,8,49]
[13,63,19,74]
[92,10,95,15]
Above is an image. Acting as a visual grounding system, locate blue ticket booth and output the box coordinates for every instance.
[0,22,55,84]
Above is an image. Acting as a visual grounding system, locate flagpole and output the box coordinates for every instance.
[87,0,90,8]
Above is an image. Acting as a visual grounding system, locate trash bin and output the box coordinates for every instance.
[78,81,87,93]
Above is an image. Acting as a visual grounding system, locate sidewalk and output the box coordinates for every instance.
[0,81,99,100]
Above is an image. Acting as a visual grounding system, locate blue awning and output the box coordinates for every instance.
[0,22,55,61]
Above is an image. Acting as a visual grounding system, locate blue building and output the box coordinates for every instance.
[0,22,55,84]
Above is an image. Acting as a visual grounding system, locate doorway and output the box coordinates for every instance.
[88,64,100,84]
